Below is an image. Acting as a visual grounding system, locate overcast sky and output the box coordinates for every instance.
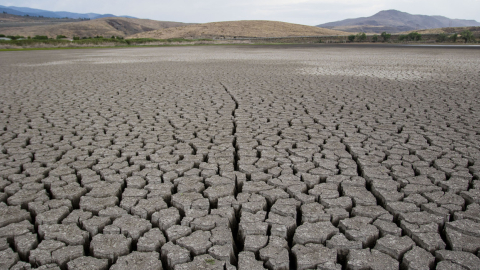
[1,0,479,25]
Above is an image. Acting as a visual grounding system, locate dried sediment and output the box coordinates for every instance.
[0,45,480,269]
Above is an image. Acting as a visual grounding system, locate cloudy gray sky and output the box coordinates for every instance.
[0,0,479,25]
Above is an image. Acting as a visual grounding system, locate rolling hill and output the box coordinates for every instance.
[318,10,480,33]
[128,20,348,39]
[0,15,191,38]
[0,5,134,19]
[398,26,480,35]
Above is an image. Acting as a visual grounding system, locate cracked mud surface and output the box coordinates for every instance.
[0,45,480,270]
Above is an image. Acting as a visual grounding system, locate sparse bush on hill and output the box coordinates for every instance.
[56,35,67,40]
[381,32,391,42]
[348,35,355,42]
[356,32,367,42]
[73,36,80,40]
[0,34,5,37]
[436,33,447,42]
[372,35,378,42]
[460,30,475,43]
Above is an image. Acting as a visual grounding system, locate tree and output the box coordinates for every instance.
[33,35,48,40]
[407,32,422,41]
[450,33,458,42]
[356,32,367,42]
[7,35,25,40]
[399,32,421,42]
[372,35,378,42]
[348,35,356,42]
[460,30,475,43]
[381,32,391,42]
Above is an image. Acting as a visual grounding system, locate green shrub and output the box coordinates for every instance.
[372,35,378,42]
[73,36,80,40]
[407,32,422,41]
[7,35,25,40]
[111,36,115,39]
[0,39,70,46]
[460,30,475,43]
[356,32,367,42]
[450,33,458,42]
[348,35,356,42]
[0,34,5,37]
[33,35,49,40]
[56,35,67,40]
[436,33,447,42]
[72,38,128,45]
[399,32,422,42]
[381,32,391,42]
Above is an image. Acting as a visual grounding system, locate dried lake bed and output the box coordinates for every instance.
[1,45,480,269]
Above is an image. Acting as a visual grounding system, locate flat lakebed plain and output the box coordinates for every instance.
[0,45,480,269]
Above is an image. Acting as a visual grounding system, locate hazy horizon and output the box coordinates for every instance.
[0,0,479,26]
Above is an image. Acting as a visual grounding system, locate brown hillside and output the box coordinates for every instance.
[128,20,349,39]
[398,26,480,35]
[0,16,190,38]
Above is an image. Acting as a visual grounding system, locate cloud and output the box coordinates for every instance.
[0,0,479,25]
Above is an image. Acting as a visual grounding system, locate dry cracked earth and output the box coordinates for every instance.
[0,45,480,270]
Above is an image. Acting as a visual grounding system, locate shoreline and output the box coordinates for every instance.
[1,42,480,52]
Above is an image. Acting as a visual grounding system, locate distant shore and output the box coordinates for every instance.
[2,41,480,52]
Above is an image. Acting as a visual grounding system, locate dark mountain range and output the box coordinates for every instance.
[317,10,480,33]
[0,5,135,19]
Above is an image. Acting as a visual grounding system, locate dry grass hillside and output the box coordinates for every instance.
[0,16,190,38]
[399,26,480,35]
[128,20,349,39]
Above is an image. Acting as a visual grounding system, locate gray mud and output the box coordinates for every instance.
[0,45,479,270]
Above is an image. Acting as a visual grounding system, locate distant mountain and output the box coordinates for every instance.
[317,10,480,33]
[0,5,136,19]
